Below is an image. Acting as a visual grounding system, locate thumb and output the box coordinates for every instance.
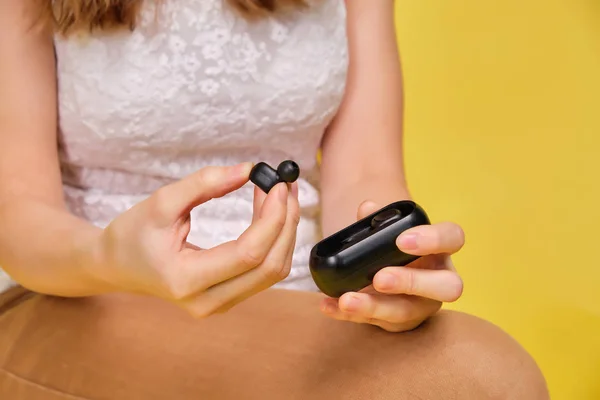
[148,162,253,227]
[357,200,382,220]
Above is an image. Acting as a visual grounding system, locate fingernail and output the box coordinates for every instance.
[376,272,396,290]
[398,233,419,250]
[342,294,361,312]
[291,182,299,199]
[321,300,337,314]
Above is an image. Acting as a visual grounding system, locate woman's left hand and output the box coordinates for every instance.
[320,200,465,333]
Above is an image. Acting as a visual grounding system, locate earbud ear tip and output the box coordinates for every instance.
[277,160,300,183]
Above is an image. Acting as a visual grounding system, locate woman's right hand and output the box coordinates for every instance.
[88,162,300,317]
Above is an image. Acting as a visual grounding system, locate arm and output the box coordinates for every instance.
[0,1,106,296]
[0,2,299,310]
[318,2,465,332]
[320,0,409,236]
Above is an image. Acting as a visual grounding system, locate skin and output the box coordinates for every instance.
[319,1,465,332]
[0,0,464,333]
[0,0,301,317]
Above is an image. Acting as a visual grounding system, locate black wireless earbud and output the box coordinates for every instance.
[250,160,300,193]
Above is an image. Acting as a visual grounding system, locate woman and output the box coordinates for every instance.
[0,0,548,398]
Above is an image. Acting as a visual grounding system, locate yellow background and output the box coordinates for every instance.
[395,1,600,399]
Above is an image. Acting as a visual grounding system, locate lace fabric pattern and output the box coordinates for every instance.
[0,0,349,293]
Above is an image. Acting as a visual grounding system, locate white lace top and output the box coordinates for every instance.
[0,0,348,293]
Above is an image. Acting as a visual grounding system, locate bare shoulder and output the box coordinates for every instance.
[0,0,51,40]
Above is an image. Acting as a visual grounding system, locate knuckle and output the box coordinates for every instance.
[273,212,287,231]
[389,306,412,324]
[160,269,192,301]
[164,283,188,301]
[279,261,293,280]
[260,260,290,283]
[363,301,377,321]
[430,228,444,250]
[289,206,301,227]
[149,187,171,218]
[401,268,418,295]
[194,166,223,188]
[193,168,212,187]
[236,243,264,269]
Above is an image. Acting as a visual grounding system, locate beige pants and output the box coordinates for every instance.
[0,286,548,399]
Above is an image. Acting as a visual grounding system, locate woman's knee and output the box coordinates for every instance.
[0,289,550,400]
[378,310,550,400]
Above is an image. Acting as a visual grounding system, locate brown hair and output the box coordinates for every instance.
[41,0,309,36]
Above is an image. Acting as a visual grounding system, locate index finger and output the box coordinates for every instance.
[175,183,290,296]
[396,222,465,256]
[149,163,253,227]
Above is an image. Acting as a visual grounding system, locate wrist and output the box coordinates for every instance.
[0,198,119,297]
[73,226,119,295]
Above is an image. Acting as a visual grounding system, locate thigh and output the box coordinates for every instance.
[0,287,548,400]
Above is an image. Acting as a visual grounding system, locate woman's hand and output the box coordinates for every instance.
[320,200,465,333]
[88,163,300,318]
